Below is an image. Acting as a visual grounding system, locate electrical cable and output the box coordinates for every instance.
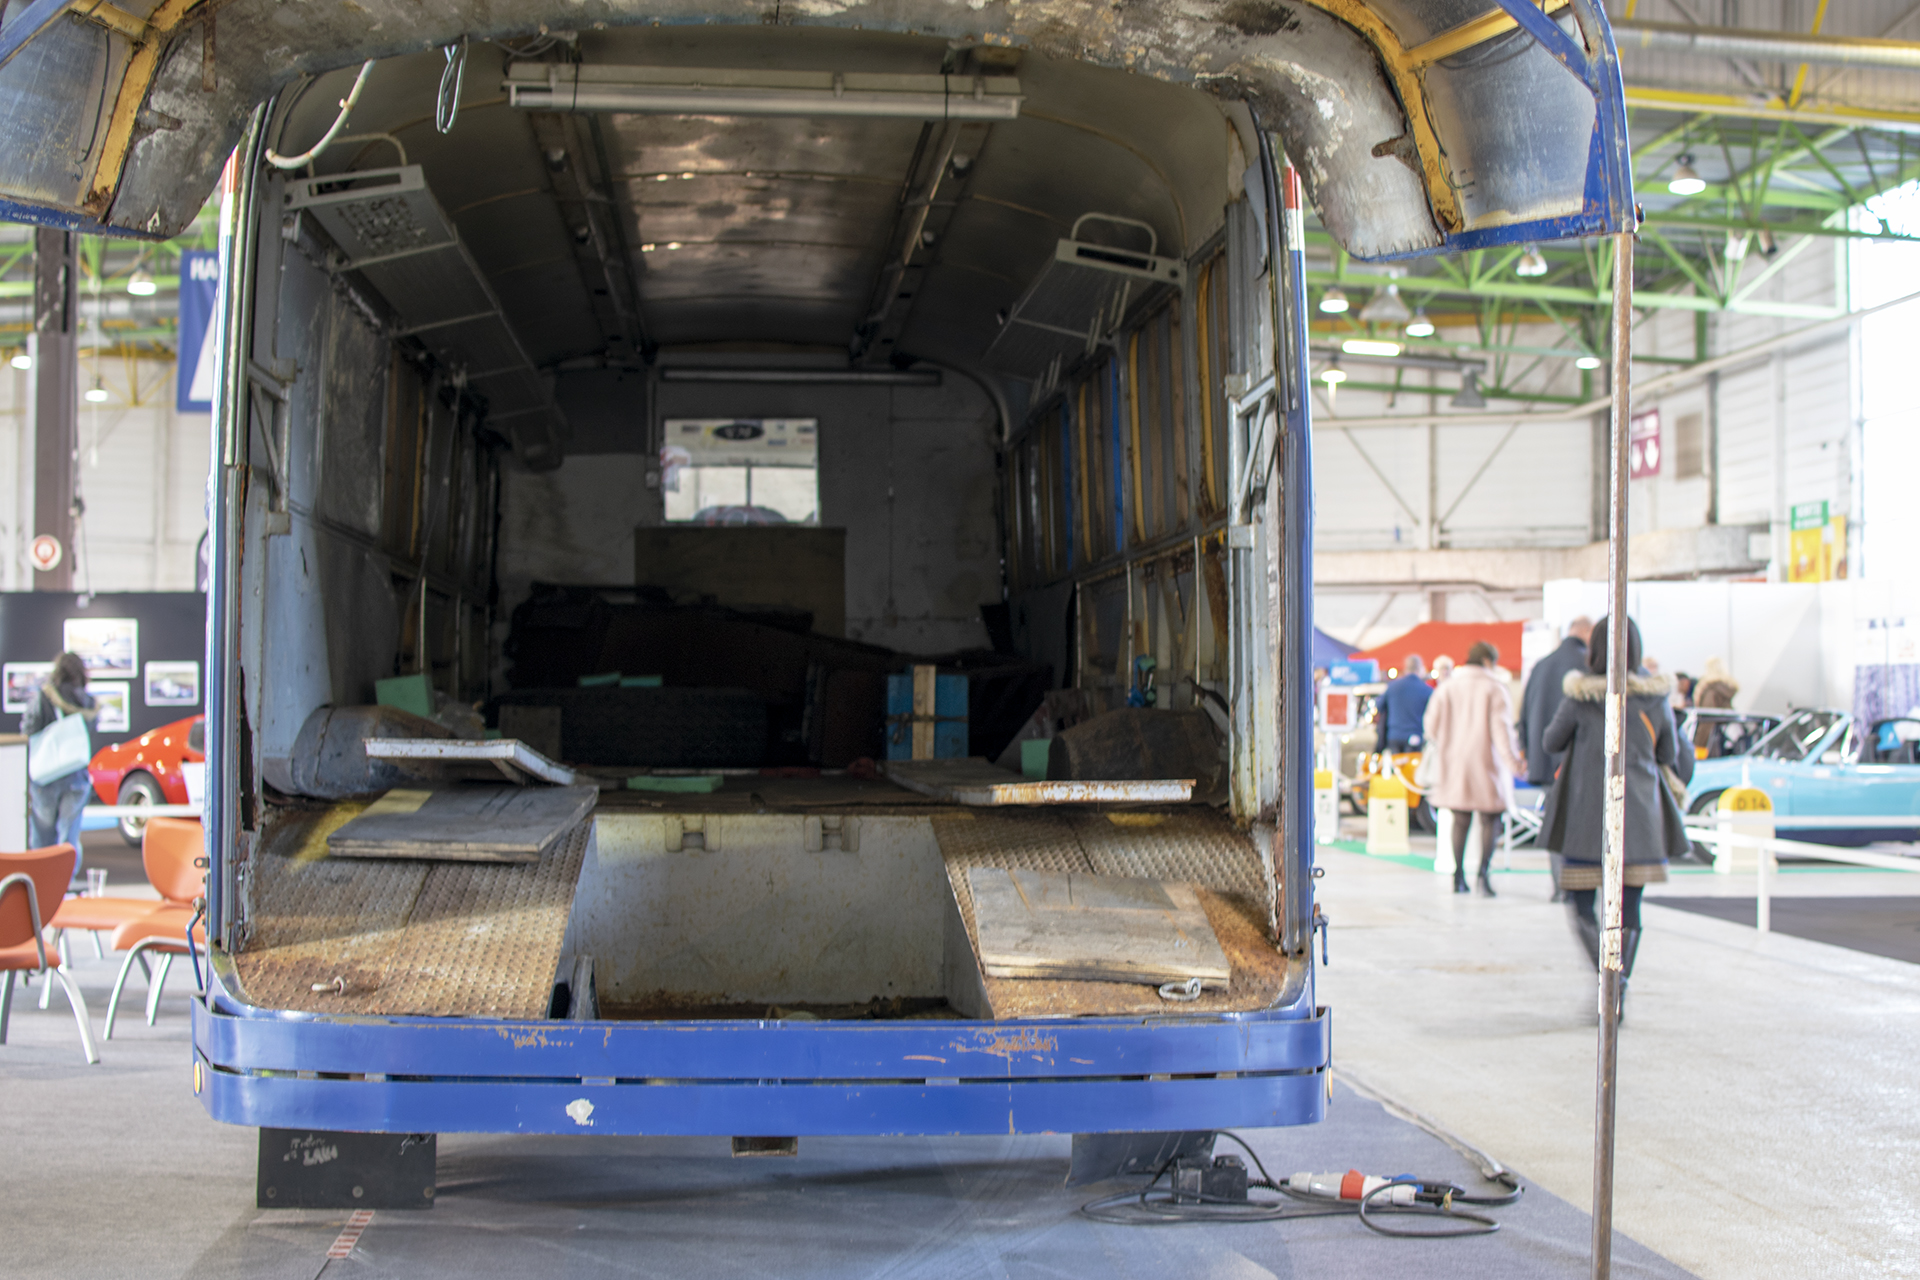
[1078,1129,1521,1237]
[266,61,375,170]
[436,37,469,135]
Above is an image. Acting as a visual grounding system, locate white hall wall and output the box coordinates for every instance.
[0,358,209,593]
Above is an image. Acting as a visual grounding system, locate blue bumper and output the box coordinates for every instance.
[191,983,1330,1136]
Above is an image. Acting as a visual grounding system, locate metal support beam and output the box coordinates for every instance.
[30,228,75,593]
[1591,228,1634,1280]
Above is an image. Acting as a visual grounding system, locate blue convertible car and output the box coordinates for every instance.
[1687,710,1920,847]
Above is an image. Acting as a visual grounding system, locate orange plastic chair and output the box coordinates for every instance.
[0,845,100,1064]
[103,817,208,1039]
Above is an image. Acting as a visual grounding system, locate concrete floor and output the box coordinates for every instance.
[1318,828,1920,1280]
[4,825,1914,1277]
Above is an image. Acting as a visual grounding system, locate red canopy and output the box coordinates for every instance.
[1351,621,1525,675]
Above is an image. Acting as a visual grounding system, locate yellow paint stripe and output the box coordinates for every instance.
[1406,0,1575,69]
[84,0,207,217]
[1296,0,1462,233]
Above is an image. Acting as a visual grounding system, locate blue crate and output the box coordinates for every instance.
[884,672,968,759]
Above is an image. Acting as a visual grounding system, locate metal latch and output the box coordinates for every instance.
[803,815,860,853]
[665,815,715,852]
[1312,902,1330,965]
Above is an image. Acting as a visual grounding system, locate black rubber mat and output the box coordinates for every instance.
[1650,897,1920,965]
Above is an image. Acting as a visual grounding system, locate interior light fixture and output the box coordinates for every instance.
[1320,360,1348,385]
[84,381,109,403]
[1725,230,1750,261]
[1318,287,1349,315]
[1575,355,1602,370]
[126,269,157,297]
[1404,308,1435,339]
[506,68,1023,121]
[1668,155,1707,196]
[1515,245,1548,278]
[8,353,28,370]
[1357,283,1412,325]
[1342,338,1403,358]
[1452,370,1487,409]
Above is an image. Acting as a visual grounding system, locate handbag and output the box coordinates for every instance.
[28,704,92,785]
[1413,745,1437,790]
[1538,758,1571,853]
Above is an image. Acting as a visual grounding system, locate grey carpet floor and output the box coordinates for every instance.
[1650,896,1920,965]
[1,948,1693,1280]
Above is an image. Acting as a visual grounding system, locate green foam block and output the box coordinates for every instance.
[625,775,724,793]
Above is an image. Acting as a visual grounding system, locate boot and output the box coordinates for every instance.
[1571,910,1601,970]
[1617,927,1643,1024]
[1476,847,1497,897]
[1452,862,1470,894]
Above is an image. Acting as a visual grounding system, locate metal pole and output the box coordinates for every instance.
[1591,229,1635,1279]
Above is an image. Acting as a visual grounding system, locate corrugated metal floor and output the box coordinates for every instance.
[934,808,1291,1017]
[229,804,589,1019]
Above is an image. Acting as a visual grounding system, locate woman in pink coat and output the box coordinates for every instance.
[1422,641,1522,896]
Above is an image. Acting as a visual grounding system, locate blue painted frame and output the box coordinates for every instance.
[1363,0,1636,262]
[192,975,1330,1134]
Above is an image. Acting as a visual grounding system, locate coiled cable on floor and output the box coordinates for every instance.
[1078,1130,1521,1236]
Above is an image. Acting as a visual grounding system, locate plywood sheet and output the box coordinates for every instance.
[883,758,1192,806]
[966,867,1230,987]
[327,784,598,862]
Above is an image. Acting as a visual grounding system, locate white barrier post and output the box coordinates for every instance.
[1757,830,1770,934]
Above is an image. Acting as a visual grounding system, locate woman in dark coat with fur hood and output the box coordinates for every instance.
[1541,616,1692,1003]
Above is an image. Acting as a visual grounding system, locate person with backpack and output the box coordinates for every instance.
[22,652,98,865]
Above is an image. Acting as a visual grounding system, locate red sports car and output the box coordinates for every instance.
[89,713,205,844]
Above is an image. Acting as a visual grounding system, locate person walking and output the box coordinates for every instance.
[22,652,98,867]
[1541,617,1692,1016]
[1521,617,1590,787]
[1422,641,1521,897]
[1375,655,1434,753]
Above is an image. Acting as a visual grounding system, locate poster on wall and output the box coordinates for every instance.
[88,683,131,733]
[62,618,137,678]
[144,661,201,707]
[1629,410,1661,479]
[176,249,222,414]
[3,663,51,714]
[1788,500,1848,583]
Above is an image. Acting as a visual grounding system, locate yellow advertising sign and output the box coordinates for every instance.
[1787,501,1846,582]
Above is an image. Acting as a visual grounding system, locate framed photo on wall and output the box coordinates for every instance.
[63,617,138,678]
[144,661,201,707]
[3,663,51,714]
[87,683,131,734]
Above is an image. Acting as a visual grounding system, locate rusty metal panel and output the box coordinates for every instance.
[1067,810,1268,901]
[931,811,1092,929]
[232,808,588,1019]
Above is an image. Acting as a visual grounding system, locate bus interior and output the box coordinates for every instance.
[220,27,1309,1030]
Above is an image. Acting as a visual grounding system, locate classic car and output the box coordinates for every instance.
[1685,709,1920,848]
[88,714,205,845]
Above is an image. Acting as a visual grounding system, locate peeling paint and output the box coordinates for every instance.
[565,1098,596,1126]
[954,1027,1059,1060]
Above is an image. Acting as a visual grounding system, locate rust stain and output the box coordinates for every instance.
[493,1025,574,1050]
[954,1028,1058,1060]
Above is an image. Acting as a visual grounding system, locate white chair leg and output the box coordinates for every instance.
[51,967,99,1065]
[38,932,64,1011]
[90,929,104,959]
[0,970,13,1044]
[104,941,151,1041]
[146,952,174,1026]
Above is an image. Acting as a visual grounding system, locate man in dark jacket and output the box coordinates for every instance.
[1521,617,1590,785]
[1375,655,1433,752]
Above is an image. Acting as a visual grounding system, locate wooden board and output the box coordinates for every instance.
[884,757,1192,806]
[326,785,599,862]
[965,867,1230,987]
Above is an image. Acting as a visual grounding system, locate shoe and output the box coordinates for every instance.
[1452,867,1470,894]
[1475,849,1496,897]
